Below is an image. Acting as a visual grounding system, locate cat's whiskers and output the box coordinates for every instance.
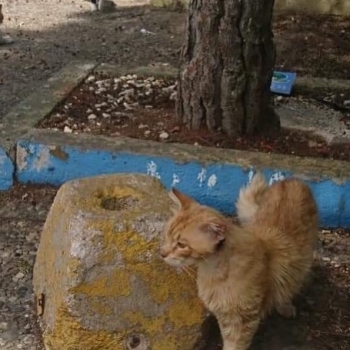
[181,266,196,282]
[200,256,210,263]
[186,265,196,274]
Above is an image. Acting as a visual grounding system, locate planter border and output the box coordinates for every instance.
[1,61,350,228]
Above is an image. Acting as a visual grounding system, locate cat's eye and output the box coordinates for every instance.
[177,242,187,249]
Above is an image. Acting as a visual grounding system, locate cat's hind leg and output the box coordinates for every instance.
[218,313,260,350]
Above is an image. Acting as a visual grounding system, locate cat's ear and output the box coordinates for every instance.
[169,188,196,210]
[200,220,227,242]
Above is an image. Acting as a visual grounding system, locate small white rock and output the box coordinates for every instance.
[13,272,25,282]
[144,130,151,136]
[1,252,10,259]
[86,75,96,83]
[170,91,177,101]
[63,126,73,133]
[138,124,148,129]
[102,113,111,118]
[123,102,133,110]
[162,84,176,93]
[16,272,25,279]
[343,99,350,106]
[88,114,97,120]
[276,95,283,102]
[159,132,169,140]
[96,88,107,94]
[119,88,135,99]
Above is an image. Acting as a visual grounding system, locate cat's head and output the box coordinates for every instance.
[160,188,228,267]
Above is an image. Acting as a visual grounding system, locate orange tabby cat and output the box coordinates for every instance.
[161,173,318,350]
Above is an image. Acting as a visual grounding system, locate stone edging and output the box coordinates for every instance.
[0,61,350,228]
[0,61,96,189]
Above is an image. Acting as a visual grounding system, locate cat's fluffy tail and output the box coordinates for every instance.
[236,172,268,224]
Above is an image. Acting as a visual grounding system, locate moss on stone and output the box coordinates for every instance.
[33,174,206,350]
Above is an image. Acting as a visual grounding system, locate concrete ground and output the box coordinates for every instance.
[0,0,183,117]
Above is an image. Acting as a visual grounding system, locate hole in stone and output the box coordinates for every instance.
[100,196,139,211]
[127,335,143,349]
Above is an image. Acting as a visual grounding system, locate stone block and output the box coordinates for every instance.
[33,174,206,350]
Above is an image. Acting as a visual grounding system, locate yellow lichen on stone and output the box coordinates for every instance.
[33,174,206,350]
[44,307,125,350]
[89,299,113,316]
[122,309,203,350]
[71,268,131,297]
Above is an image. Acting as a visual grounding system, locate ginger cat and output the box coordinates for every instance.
[161,173,318,350]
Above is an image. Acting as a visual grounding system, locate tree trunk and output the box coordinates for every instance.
[176,0,280,136]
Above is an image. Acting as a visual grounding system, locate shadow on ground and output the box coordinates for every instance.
[0,3,184,116]
[1,2,350,117]
[200,264,350,350]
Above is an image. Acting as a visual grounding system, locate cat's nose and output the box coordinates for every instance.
[160,250,167,258]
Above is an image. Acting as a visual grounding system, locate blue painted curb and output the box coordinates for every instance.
[0,147,14,190]
[16,136,350,228]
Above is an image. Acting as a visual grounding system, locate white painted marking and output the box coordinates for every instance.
[16,145,29,172]
[269,171,285,185]
[248,169,255,183]
[197,168,207,186]
[171,173,180,187]
[33,145,50,171]
[146,161,161,179]
[207,174,217,188]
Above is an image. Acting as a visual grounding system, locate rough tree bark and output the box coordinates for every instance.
[176,0,280,136]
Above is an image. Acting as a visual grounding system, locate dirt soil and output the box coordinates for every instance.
[38,72,350,161]
[1,1,350,118]
[0,185,57,350]
[0,184,349,350]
